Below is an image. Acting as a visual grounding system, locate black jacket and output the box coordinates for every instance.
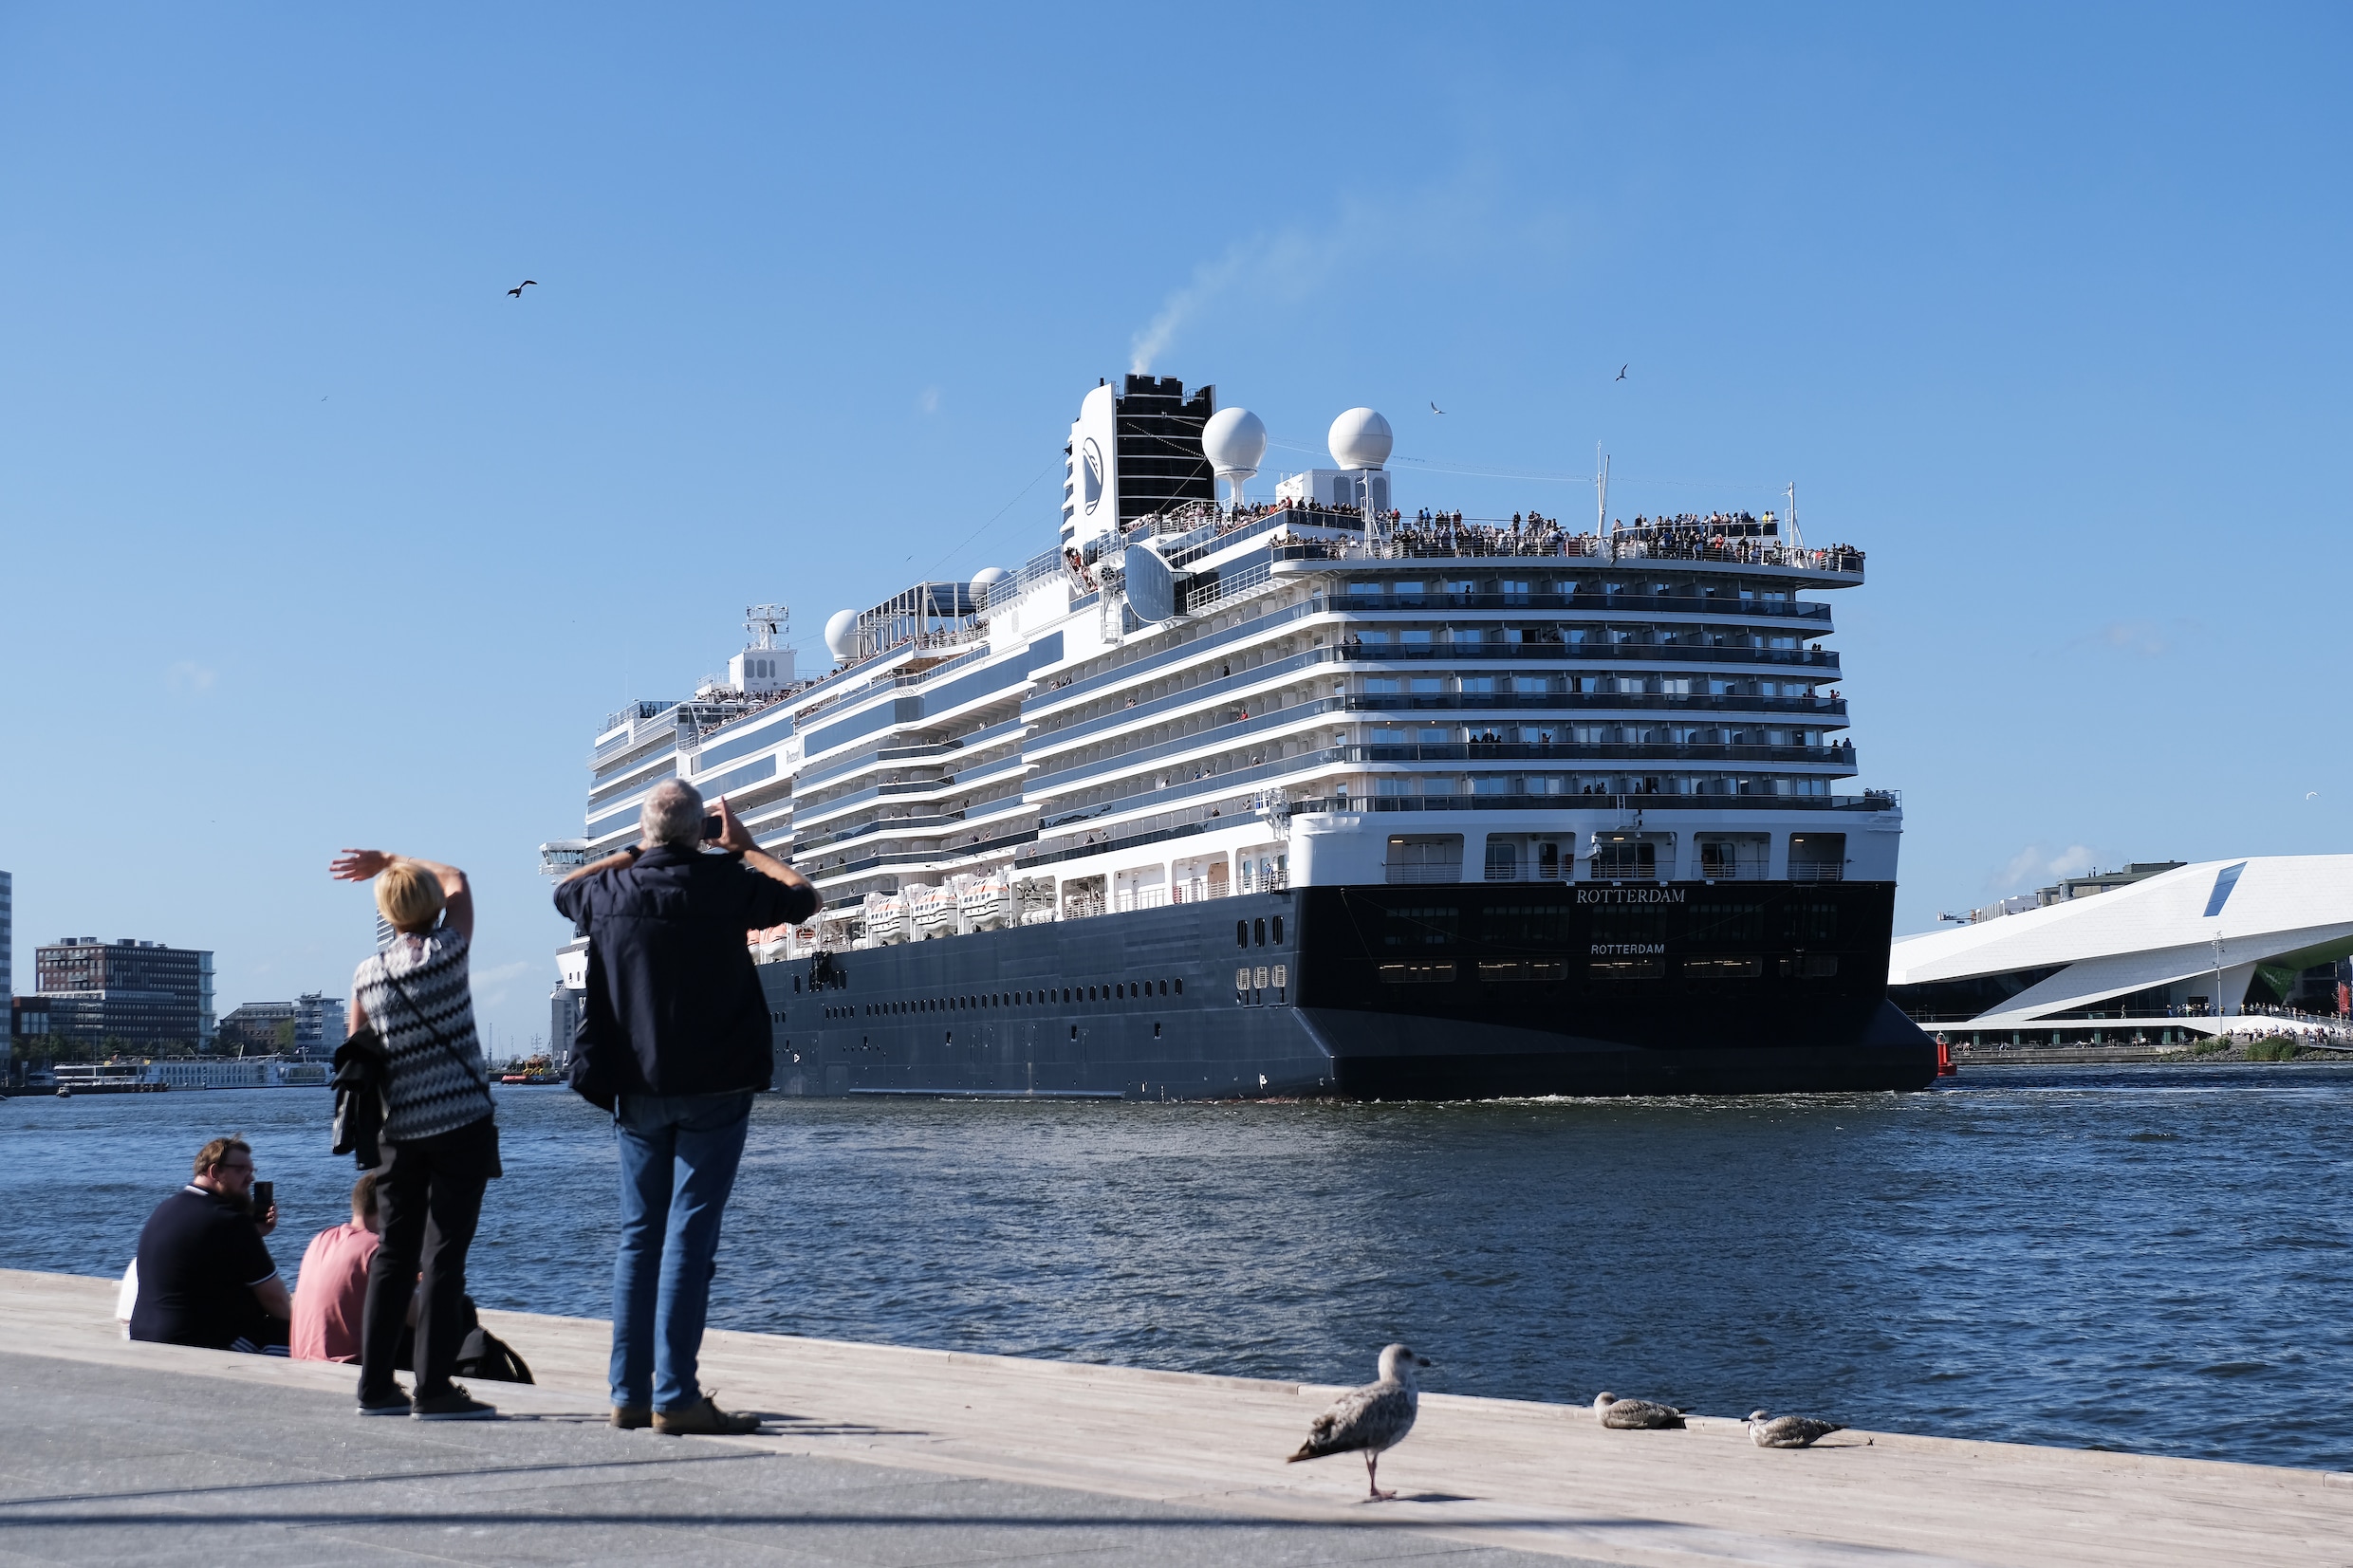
[554,844,818,1103]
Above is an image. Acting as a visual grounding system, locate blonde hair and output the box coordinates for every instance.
[376,860,447,932]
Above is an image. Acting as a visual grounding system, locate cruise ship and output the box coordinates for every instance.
[553,374,1934,1098]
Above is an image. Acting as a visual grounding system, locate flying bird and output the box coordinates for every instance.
[508,280,538,298]
[1288,1344,1433,1501]
[1430,401,1446,414]
[2307,791,2320,800]
[1616,364,1628,381]
[1593,1392,1686,1430]
[1746,1410,1844,1448]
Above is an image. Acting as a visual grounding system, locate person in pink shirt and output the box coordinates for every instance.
[291,1175,385,1364]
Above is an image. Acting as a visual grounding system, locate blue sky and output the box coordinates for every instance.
[3,5,2347,1050]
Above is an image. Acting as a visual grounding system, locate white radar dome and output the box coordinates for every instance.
[1327,407,1393,470]
[1201,406,1268,481]
[823,608,861,662]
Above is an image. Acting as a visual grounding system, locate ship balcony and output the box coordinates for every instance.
[1347,691,1847,718]
[1306,581,1838,621]
[1356,741,1856,768]
[1338,643,1839,671]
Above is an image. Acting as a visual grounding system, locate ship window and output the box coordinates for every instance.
[1175,978,1184,994]
[1114,984,1123,1000]
[1254,918,1267,947]
[1237,921,1249,948]
[1154,1022,1162,1038]
[1271,916,1284,944]
[792,976,801,993]
[1589,958,1666,979]
[1684,956,1763,979]
[1378,961,1457,985]
[1477,959,1566,982]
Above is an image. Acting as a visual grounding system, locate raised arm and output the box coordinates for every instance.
[559,848,640,885]
[713,796,824,914]
[330,849,473,942]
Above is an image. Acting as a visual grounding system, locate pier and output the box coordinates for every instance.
[4,1268,2346,1566]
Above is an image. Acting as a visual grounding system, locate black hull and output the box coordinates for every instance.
[763,879,1933,1099]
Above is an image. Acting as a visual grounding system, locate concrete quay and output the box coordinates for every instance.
[4,1269,2348,1567]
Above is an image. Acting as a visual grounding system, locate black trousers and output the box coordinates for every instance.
[361,1115,495,1400]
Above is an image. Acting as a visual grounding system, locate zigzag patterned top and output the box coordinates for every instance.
[355,927,495,1141]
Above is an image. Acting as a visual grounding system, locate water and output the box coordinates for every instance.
[5,1065,2348,1470]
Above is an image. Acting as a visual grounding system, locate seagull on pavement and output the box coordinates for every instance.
[1288,1344,1433,1501]
[1593,1392,1686,1430]
[1747,1410,1844,1448]
[508,279,538,298]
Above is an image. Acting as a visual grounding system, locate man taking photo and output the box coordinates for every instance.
[556,781,820,1435]
[130,1136,288,1354]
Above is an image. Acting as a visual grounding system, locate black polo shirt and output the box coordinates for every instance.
[129,1186,280,1350]
[554,843,817,1097]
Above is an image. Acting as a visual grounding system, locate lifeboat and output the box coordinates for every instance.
[863,892,910,945]
[908,883,956,939]
[957,869,1012,932]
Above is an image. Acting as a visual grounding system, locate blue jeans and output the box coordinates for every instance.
[610,1090,752,1411]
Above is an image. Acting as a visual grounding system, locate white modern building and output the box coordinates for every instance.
[1889,855,2353,1044]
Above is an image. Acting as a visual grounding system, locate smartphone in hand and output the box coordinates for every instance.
[701,814,725,840]
[250,1180,274,1222]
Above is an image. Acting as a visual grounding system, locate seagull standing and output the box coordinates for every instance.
[1593,1392,1685,1430]
[1747,1410,1844,1448]
[1287,1344,1433,1501]
[508,279,538,298]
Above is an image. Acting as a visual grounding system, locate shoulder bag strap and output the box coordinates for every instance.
[376,950,492,1092]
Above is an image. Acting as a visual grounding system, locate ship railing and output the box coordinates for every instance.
[1270,534,1863,575]
[1345,692,1849,717]
[1299,788,1899,816]
[1351,742,1854,765]
[1178,560,1279,618]
[1338,643,1841,670]
[1318,588,1835,620]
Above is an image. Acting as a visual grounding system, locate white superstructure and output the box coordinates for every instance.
[565,375,1897,964]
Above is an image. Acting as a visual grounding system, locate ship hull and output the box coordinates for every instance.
[761,879,1934,1099]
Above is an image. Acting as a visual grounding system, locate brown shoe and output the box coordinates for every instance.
[653,1394,761,1436]
[611,1405,652,1430]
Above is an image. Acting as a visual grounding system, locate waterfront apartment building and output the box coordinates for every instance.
[220,992,347,1056]
[1,869,13,1004]
[34,937,216,1051]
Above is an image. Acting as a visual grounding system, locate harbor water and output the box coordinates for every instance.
[4,1065,2347,1469]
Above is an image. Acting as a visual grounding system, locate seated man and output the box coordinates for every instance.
[291,1173,386,1364]
[129,1136,289,1354]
